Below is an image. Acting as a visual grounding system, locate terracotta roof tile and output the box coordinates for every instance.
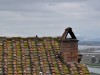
[0,37,90,75]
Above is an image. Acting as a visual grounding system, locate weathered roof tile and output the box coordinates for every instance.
[0,28,90,75]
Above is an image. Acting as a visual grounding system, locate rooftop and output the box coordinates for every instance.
[0,28,90,75]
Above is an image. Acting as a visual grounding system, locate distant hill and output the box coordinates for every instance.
[79,41,100,46]
[77,37,100,46]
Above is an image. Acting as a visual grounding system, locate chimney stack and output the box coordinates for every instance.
[59,27,79,63]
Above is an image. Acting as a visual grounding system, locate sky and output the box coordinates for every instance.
[0,0,100,41]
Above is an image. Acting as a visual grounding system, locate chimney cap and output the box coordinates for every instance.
[61,27,77,40]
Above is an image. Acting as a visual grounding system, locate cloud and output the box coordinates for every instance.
[85,0,100,11]
[0,0,100,40]
[0,0,87,12]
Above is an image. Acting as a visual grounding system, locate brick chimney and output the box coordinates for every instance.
[59,27,79,63]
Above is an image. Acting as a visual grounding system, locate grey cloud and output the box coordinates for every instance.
[0,0,100,39]
[0,0,87,12]
[85,0,100,11]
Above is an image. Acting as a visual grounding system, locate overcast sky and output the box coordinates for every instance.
[0,0,100,41]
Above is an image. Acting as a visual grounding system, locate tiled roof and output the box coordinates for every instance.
[0,37,90,75]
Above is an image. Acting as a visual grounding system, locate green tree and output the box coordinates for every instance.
[91,56,96,63]
[98,57,100,63]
